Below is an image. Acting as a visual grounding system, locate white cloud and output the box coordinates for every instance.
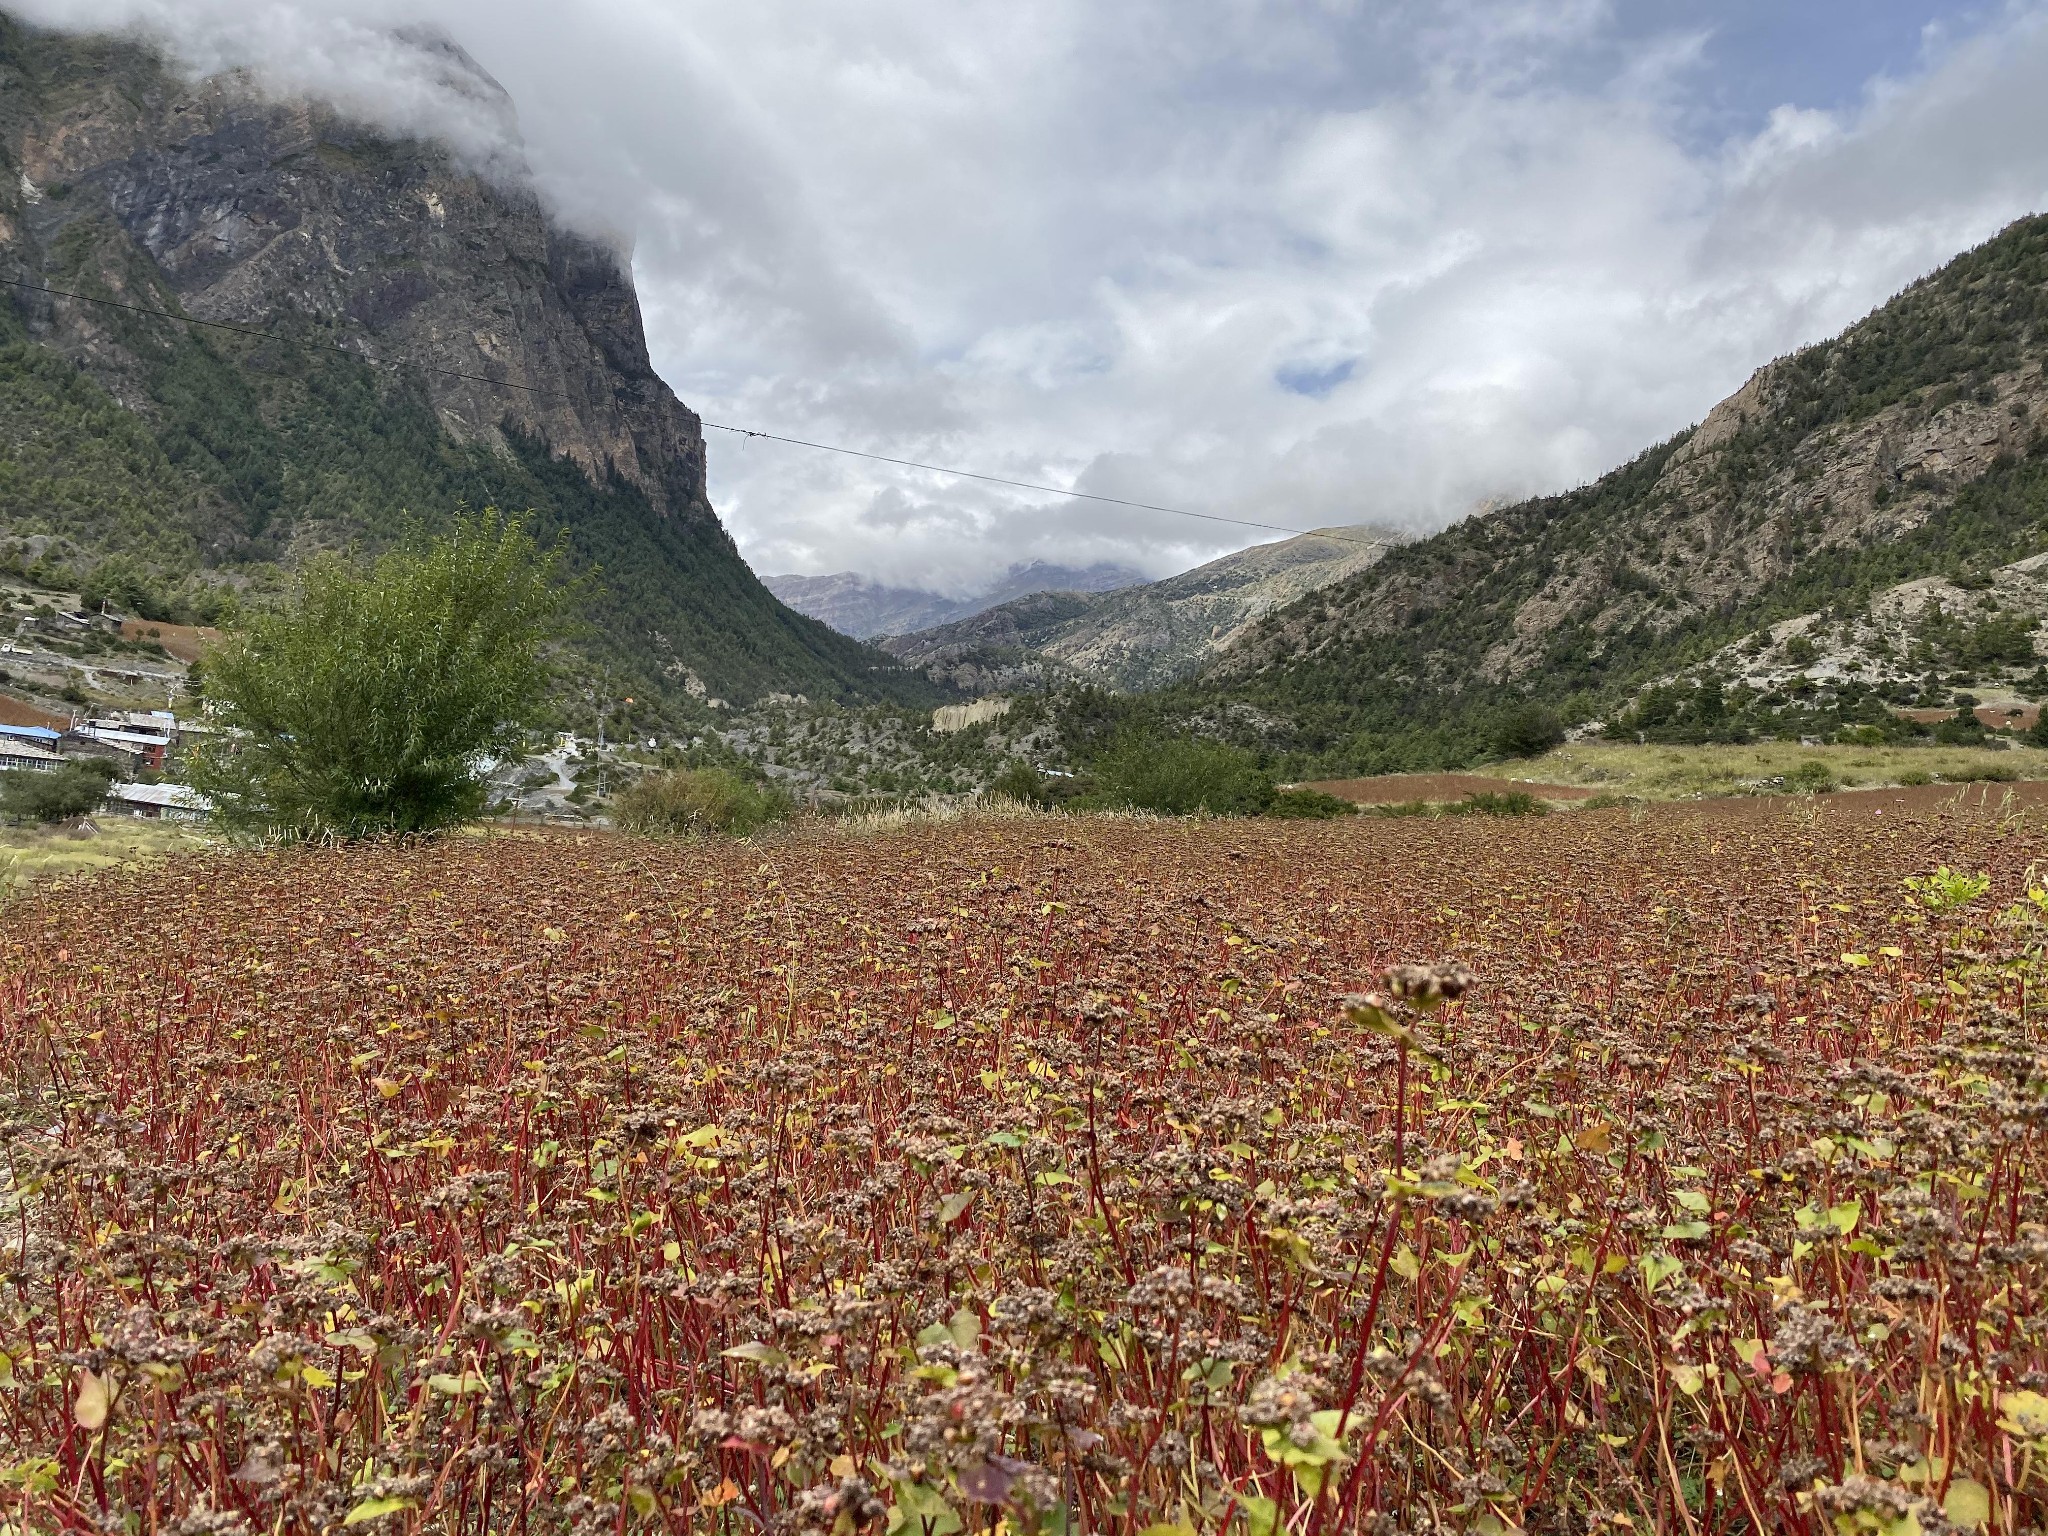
[11,0,2048,593]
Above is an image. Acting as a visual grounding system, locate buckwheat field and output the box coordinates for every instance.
[4,791,2047,1535]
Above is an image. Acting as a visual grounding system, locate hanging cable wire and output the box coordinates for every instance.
[1,274,1391,549]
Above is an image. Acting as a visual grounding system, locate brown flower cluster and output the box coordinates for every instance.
[1,790,2045,1534]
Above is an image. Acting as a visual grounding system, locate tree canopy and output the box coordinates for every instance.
[189,512,568,838]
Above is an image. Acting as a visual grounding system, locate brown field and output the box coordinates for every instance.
[1300,772,1598,803]
[118,617,222,664]
[3,796,2046,1533]
[0,690,69,730]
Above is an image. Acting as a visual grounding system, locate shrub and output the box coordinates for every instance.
[1898,769,1934,786]
[1265,788,1357,820]
[1582,792,1646,811]
[988,760,1052,807]
[611,766,791,838]
[1490,702,1564,759]
[1459,790,1548,817]
[188,512,567,840]
[0,759,117,824]
[1948,762,2019,783]
[1089,734,1274,816]
[1787,760,1838,794]
[1369,792,1549,818]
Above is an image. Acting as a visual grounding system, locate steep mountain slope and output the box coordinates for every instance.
[764,560,1144,639]
[1203,214,2048,768]
[0,13,929,713]
[881,524,1402,691]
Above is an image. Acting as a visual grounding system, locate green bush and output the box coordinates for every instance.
[0,759,117,824]
[1490,703,1565,759]
[1897,769,1934,787]
[988,760,1052,807]
[1089,734,1274,816]
[611,766,791,838]
[1786,760,1838,794]
[1947,762,2019,783]
[1265,787,1357,820]
[187,512,567,840]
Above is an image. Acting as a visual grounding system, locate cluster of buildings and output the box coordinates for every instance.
[0,709,211,820]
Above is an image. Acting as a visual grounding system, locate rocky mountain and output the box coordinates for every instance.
[764,560,1144,639]
[880,523,1402,692]
[0,13,929,717]
[1195,214,2048,769]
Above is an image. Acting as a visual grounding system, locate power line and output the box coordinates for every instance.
[1,274,1392,549]
[698,422,1363,541]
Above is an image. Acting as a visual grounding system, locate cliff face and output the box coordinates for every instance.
[0,14,940,712]
[0,22,712,522]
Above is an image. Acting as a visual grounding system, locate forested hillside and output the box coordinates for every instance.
[1198,214,2048,770]
[0,14,930,716]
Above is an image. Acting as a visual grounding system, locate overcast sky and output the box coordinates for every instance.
[16,0,2048,594]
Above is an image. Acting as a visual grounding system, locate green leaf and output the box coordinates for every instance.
[721,1341,789,1367]
[1674,1190,1711,1213]
[938,1190,976,1224]
[1237,1496,1278,1536]
[947,1307,982,1352]
[888,1481,963,1536]
[343,1497,418,1525]
[1641,1251,1684,1291]
[1661,1221,1711,1241]
[1944,1478,1990,1529]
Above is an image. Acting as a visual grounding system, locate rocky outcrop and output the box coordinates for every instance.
[0,17,711,521]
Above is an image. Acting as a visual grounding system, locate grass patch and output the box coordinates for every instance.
[0,819,211,895]
[1370,791,1550,818]
[1516,741,2048,799]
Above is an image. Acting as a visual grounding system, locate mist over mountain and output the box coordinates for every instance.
[764,561,1145,640]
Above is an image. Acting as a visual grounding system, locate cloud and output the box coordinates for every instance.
[10,0,2048,594]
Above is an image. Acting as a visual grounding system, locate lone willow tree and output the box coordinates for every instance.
[190,512,569,839]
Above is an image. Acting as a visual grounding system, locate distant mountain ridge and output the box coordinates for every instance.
[1188,213,2048,769]
[764,561,1146,639]
[879,524,1403,692]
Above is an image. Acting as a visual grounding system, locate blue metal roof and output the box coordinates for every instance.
[0,723,61,743]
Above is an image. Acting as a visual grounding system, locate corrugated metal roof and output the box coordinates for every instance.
[0,740,66,765]
[109,782,211,810]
